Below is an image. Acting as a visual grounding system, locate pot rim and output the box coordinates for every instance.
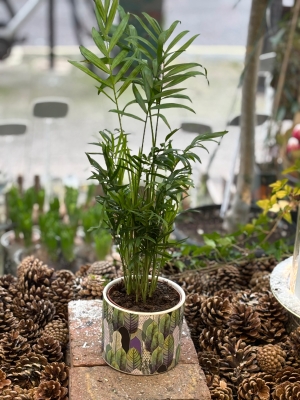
[0,226,41,248]
[103,276,186,316]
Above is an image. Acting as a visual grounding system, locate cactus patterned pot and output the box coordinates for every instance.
[102,276,186,375]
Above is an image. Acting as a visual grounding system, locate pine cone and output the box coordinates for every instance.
[235,290,265,308]
[5,353,47,389]
[41,317,68,347]
[256,291,288,324]
[174,271,203,294]
[199,327,227,355]
[290,327,300,347]
[198,351,220,376]
[17,319,41,346]
[258,319,287,344]
[34,380,68,400]
[17,257,54,293]
[0,369,11,390]
[78,274,105,299]
[249,271,270,292]
[16,285,51,302]
[201,265,245,296]
[161,260,182,276]
[272,381,300,400]
[275,366,300,385]
[219,337,259,386]
[54,269,75,282]
[279,329,300,368]
[184,293,206,343]
[5,364,32,389]
[237,377,270,400]
[256,344,286,374]
[214,289,237,302]
[251,372,275,391]
[12,299,56,329]
[210,379,234,400]
[50,273,78,318]
[88,260,122,279]
[206,373,221,389]
[238,257,276,282]
[0,274,18,291]
[32,337,63,363]
[227,304,261,343]
[0,331,30,365]
[75,264,91,277]
[1,386,35,399]
[0,287,13,311]
[40,362,69,387]
[200,296,232,327]
[0,303,19,335]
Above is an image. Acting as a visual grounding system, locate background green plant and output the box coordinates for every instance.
[169,163,300,270]
[6,186,45,247]
[71,0,226,302]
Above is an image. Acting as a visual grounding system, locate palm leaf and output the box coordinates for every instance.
[141,12,161,35]
[95,0,106,22]
[109,13,130,52]
[69,61,112,87]
[133,14,158,43]
[109,109,145,122]
[165,30,189,53]
[152,103,195,113]
[133,84,147,113]
[165,34,199,65]
[106,0,118,34]
[92,28,109,57]
[111,49,129,70]
[80,46,110,74]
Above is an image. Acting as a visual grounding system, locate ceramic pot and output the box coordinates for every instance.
[102,276,185,375]
[270,256,300,332]
[0,227,40,275]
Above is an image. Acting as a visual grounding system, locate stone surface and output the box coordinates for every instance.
[68,300,211,400]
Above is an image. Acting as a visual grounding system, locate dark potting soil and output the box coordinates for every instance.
[108,281,180,312]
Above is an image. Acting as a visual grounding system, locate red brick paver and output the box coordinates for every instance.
[68,300,211,400]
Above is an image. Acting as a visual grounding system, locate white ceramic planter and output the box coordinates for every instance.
[102,276,186,375]
[270,256,300,331]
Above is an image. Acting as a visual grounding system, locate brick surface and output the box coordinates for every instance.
[69,300,106,367]
[68,300,211,400]
[70,364,209,400]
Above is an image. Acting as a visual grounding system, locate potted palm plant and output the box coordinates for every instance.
[70,0,226,375]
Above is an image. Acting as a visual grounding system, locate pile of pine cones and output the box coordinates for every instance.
[175,257,300,400]
[0,257,119,399]
[1,254,299,399]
